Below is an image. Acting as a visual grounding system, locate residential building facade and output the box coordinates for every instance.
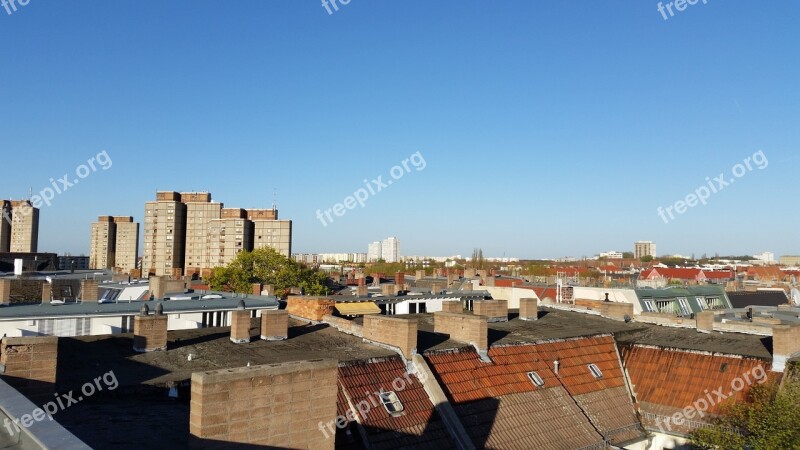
[113,216,139,273]
[143,191,187,276]
[634,240,656,260]
[8,200,39,253]
[89,216,116,269]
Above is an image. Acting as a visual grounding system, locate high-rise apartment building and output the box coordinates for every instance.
[89,216,116,269]
[143,192,292,277]
[634,241,657,260]
[367,241,382,262]
[382,237,400,263]
[183,193,221,276]
[207,208,253,268]
[114,216,139,273]
[248,209,291,257]
[143,192,187,276]
[9,200,39,253]
[0,200,11,252]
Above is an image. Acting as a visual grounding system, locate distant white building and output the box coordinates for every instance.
[382,237,400,263]
[634,241,657,259]
[599,251,623,259]
[367,241,382,262]
[753,251,775,264]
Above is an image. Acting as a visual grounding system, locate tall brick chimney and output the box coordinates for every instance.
[230,300,251,344]
[133,304,168,352]
[190,360,338,449]
[519,298,538,321]
[261,310,289,341]
[362,316,418,361]
[434,312,489,360]
[772,324,800,372]
[80,279,99,302]
[395,272,405,286]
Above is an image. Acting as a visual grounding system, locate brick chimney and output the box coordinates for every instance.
[395,272,405,286]
[356,285,369,297]
[696,311,715,333]
[251,283,263,296]
[0,336,58,400]
[230,300,251,344]
[772,324,800,372]
[41,282,52,302]
[441,301,463,313]
[133,304,168,352]
[80,279,99,302]
[357,277,366,287]
[434,312,488,359]
[189,360,338,449]
[261,310,289,341]
[473,300,508,322]
[415,270,426,280]
[362,316,417,360]
[0,279,10,305]
[381,283,398,296]
[519,298,538,321]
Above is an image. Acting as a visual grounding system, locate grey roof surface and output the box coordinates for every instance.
[0,294,279,319]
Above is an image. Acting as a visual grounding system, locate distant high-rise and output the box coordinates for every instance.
[367,241,382,262]
[143,191,292,277]
[249,209,292,258]
[114,216,139,273]
[0,200,11,252]
[89,216,116,269]
[8,200,39,253]
[381,237,400,263]
[143,192,187,276]
[634,241,657,260]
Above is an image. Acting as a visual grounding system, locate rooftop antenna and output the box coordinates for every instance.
[272,188,277,210]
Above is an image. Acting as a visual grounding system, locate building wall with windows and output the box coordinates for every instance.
[143,192,187,276]
[89,216,116,269]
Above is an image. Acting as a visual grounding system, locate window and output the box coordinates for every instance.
[697,296,708,310]
[527,371,545,387]
[379,391,405,417]
[643,299,655,312]
[588,364,603,379]
[677,297,692,316]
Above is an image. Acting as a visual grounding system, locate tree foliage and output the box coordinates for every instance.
[472,248,485,269]
[208,247,329,297]
[691,377,800,450]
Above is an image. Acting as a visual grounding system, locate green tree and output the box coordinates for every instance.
[640,255,654,263]
[691,376,800,449]
[208,247,329,297]
[622,252,634,259]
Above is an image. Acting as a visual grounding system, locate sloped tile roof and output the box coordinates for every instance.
[620,345,777,418]
[425,335,641,448]
[455,390,604,450]
[338,357,454,449]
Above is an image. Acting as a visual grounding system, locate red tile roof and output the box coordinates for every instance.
[705,270,735,280]
[425,335,642,447]
[338,357,453,449]
[620,345,777,418]
[641,268,706,281]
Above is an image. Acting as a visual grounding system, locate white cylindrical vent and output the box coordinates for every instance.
[14,259,23,276]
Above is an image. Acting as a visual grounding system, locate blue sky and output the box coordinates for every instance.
[1,1,797,259]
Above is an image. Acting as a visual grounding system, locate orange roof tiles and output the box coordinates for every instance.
[620,345,778,417]
[337,357,453,449]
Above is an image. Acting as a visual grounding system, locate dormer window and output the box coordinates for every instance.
[588,364,603,379]
[527,371,545,387]
[379,391,405,417]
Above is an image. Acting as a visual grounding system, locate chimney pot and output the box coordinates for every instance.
[140,304,150,316]
[238,299,246,311]
[155,303,164,315]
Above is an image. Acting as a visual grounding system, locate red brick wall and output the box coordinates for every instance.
[287,296,335,322]
[190,360,338,449]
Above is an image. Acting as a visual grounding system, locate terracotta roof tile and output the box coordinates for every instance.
[620,345,778,418]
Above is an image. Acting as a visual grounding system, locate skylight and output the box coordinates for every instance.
[588,364,603,379]
[527,371,545,387]
[379,391,405,417]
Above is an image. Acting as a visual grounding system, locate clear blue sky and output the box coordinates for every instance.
[1,1,797,259]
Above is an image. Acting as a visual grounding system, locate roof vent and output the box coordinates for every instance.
[527,371,545,388]
[237,299,246,311]
[140,304,150,316]
[588,364,603,379]
[553,360,560,376]
[155,303,164,316]
[604,293,610,302]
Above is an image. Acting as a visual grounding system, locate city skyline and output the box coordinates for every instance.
[1,2,797,259]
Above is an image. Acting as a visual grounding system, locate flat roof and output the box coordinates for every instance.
[0,294,279,320]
